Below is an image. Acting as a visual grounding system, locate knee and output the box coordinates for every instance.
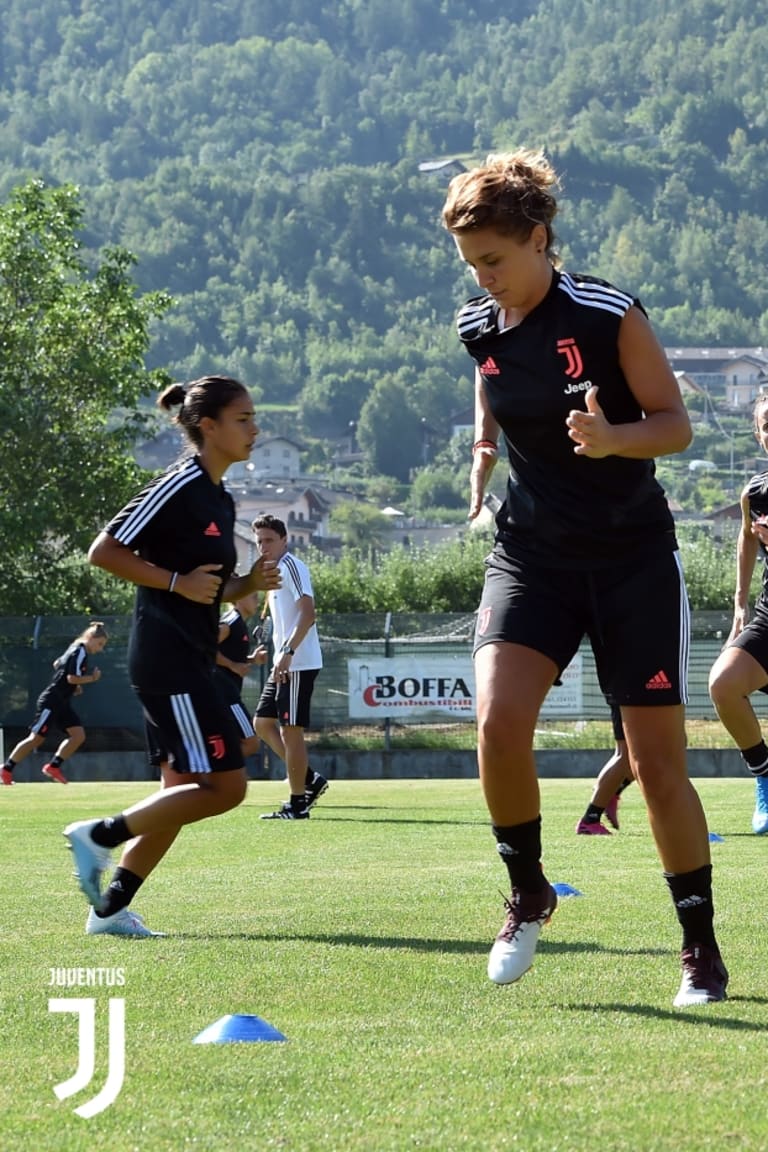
[477,708,530,758]
[708,663,738,709]
[254,717,270,740]
[632,756,685,807]
[220,771,248,810]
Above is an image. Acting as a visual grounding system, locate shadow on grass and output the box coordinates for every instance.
[567,1001,768,1030]
[172,932,674,959]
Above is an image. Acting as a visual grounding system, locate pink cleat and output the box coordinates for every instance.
[575,818,611,836]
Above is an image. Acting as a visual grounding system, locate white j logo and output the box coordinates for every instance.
[48,997,125,1118]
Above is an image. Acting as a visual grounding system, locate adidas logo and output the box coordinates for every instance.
[480,356,500,375]
[495,842,518,857]
[675,894,706,909]
[645,669,672,690]
[204,521,222,537]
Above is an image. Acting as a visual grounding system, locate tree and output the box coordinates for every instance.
[328,501,390,557]
[0,179,172,613]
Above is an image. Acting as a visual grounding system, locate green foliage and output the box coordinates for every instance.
[0,180,171,613]
[0,0,766,481]
[312,532,493,612]
[309,523,743,614]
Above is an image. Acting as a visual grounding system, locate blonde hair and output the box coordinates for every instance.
[441,148,560,258]
[80,621,108,642]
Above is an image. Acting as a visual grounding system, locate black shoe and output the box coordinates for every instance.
[304,771,329,810]
[673,943,729,1007]
[260,801,310,821]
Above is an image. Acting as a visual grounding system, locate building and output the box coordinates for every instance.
[232,483,334,570]
[666,348,768,409]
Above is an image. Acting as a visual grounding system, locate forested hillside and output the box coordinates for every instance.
[2,0,768,484]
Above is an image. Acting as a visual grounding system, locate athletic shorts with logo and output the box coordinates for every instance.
[474,548,689,706]
[728,602,768,693]
[255,668,319,729]
[30,693,82,737]
[138,681,244,774]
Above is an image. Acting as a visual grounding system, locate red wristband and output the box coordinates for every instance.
[472,439,498,454]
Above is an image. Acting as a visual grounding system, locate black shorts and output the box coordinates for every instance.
[138,686,244,774]
[474,548,689,706]
[31,695,81,738]
[254,668,319,729]
[214,669,256,740]
[728,607,768,691]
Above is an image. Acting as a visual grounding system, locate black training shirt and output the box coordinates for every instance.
[457,269,677,568]
[104,456,237,693]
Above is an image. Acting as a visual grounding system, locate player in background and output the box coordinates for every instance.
[709,391,768,834]
[1,621,108,785]
[575,701,634,835]
[215,590,263,762]
[252,514,328,820]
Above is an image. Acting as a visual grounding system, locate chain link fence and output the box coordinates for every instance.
[1,611,765,751]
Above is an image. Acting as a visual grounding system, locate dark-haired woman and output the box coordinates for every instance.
[63,376,280,936]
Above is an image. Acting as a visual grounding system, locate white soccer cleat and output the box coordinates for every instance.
[86,906,165,938]
[487,883,558,985]
[64,819,112,910]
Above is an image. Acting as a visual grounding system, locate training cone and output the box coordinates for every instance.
[552,882,583,898]
[193,1014,288,1044]
[708,832,725,843]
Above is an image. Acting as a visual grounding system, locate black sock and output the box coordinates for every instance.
[2,759,15,772]
[90,815,133,849]
[290,794,307,809]
[664,865,717,950]
[97,868,145,918]
[740,741,768,777]
[616,777,633,795]
[491,817,545,892]
[304,767,313,787]
[50,754,64,768]
[583,804,605,823]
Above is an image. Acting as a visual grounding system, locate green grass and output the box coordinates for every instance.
[3,779,768,1151]
[312,717,732,750]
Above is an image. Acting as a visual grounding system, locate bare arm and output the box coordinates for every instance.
[566,306,692,459]
[733,487,763,640]
[223,555,281,601]
[88,532,224,605]
[469,369,500,520]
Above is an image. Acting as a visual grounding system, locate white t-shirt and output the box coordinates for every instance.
[268,551,323,671]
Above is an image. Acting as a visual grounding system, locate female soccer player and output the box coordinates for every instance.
[1,621,108,785]
[709,392,768,834]
[63,375,280,936]
[441,148,726,1006]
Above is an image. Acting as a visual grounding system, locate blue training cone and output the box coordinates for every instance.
[193,1014,288,1044]
[552,882,583,898]
[708,832,725,843]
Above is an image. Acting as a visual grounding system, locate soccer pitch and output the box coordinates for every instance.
[2,778,767,1151]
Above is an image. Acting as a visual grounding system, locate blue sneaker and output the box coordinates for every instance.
[64,820,112,909]
[753,776,768,835]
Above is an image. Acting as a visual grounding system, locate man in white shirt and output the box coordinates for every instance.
[251,514,328,820]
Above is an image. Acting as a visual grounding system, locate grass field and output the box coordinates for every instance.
[3,778,768,1152]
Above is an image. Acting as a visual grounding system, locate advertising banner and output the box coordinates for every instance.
[347,653,582,720]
